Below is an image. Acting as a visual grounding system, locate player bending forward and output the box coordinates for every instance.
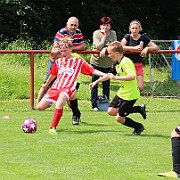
[89,41,146,135]
[36,37,105,135]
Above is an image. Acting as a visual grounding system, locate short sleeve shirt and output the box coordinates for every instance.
[54,27,85,47]
[123,34,151,63]
[111,56,140,100]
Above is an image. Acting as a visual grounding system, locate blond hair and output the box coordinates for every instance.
[58,36,73,48]
[129,19,143,32]
[108,41,123,53]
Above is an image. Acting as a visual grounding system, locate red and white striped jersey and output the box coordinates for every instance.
[50,57,94,91]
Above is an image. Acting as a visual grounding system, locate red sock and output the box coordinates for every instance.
[50,109,63,128]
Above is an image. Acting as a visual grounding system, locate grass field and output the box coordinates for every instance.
[1,41,180,179]
[1,97,180,180]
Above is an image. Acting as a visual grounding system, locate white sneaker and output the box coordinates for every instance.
[93,107,99,111]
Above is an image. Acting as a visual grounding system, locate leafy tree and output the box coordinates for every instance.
[0,0,180,45]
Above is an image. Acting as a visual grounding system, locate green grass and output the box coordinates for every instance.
[1,40,180,179]
[1,97,180,179]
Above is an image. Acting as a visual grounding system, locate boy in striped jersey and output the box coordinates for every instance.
[37,17,86,126]
[36,38,105,135]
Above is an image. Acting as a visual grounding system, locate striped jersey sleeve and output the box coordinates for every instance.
[54,27,84,46]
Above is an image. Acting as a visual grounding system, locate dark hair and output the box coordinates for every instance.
[99,16,112,25]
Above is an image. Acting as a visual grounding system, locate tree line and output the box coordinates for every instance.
[0,0,180,46]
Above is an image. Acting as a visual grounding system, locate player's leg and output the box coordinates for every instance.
[107,95,119,116]
[36,87,47,104]
[36,59,55,104]
[128,104,147,119]
[36,88,58,111]
[69,82,81,125]
[49,93,68,134]
[172,134,180,176]
[116,96,144,135]
[158,128,180,178]
[36,100,52,111]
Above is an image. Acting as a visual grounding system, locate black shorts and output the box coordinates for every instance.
[109,95,137,116]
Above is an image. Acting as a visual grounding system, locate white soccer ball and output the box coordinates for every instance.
[22,119,37,133]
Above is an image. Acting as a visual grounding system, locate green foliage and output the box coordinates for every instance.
[1,0,180,44]
[0,97,180,179]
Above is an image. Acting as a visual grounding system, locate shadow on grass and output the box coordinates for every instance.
[56,127,169,138]
[125,133,169,138]
[79,121,110,126]
[149,109,180,113]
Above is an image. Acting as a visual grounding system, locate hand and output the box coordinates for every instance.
[100,29,106,36]
[133,45,143,50]
[89,82,96,90]
[100,47,107,57]
[107,73,115,79]
[42,84,48,91]
[51,44,62,59]
[140,47,148,57]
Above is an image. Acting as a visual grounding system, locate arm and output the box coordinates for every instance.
[109,73,135,81]
[93,30,107,50]
[89,73,109,90]
[121,38,142,51]
[140,41,158,57]
[42,74,56,90]
[71,42,86,51]
[50,42,62,59]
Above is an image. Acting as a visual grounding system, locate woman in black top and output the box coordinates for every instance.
[121,20,158,92]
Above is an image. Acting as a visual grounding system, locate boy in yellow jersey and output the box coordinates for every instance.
[89,41,146,135]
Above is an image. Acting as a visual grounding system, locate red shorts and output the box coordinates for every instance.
[42,88,75,104]
[134,62,144,76]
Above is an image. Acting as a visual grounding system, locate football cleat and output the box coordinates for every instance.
[48,128,57,135]
[158,171,180,178]
[72,116,80,125]
[133,123,144,135]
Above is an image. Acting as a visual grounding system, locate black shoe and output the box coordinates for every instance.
[72,116,80,125]
[140,104,146,119]
[133,124,144,135]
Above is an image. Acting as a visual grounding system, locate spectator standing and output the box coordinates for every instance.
[90,16,117,111]
[121,19,158,92]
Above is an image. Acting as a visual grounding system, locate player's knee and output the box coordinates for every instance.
[116,115,125,124]
[36,104,45,111]
[107,107,117,116]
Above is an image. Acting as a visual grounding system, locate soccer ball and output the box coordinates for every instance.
[22,119,37,133]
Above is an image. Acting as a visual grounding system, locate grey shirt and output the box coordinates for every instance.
[90,29,117,68]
